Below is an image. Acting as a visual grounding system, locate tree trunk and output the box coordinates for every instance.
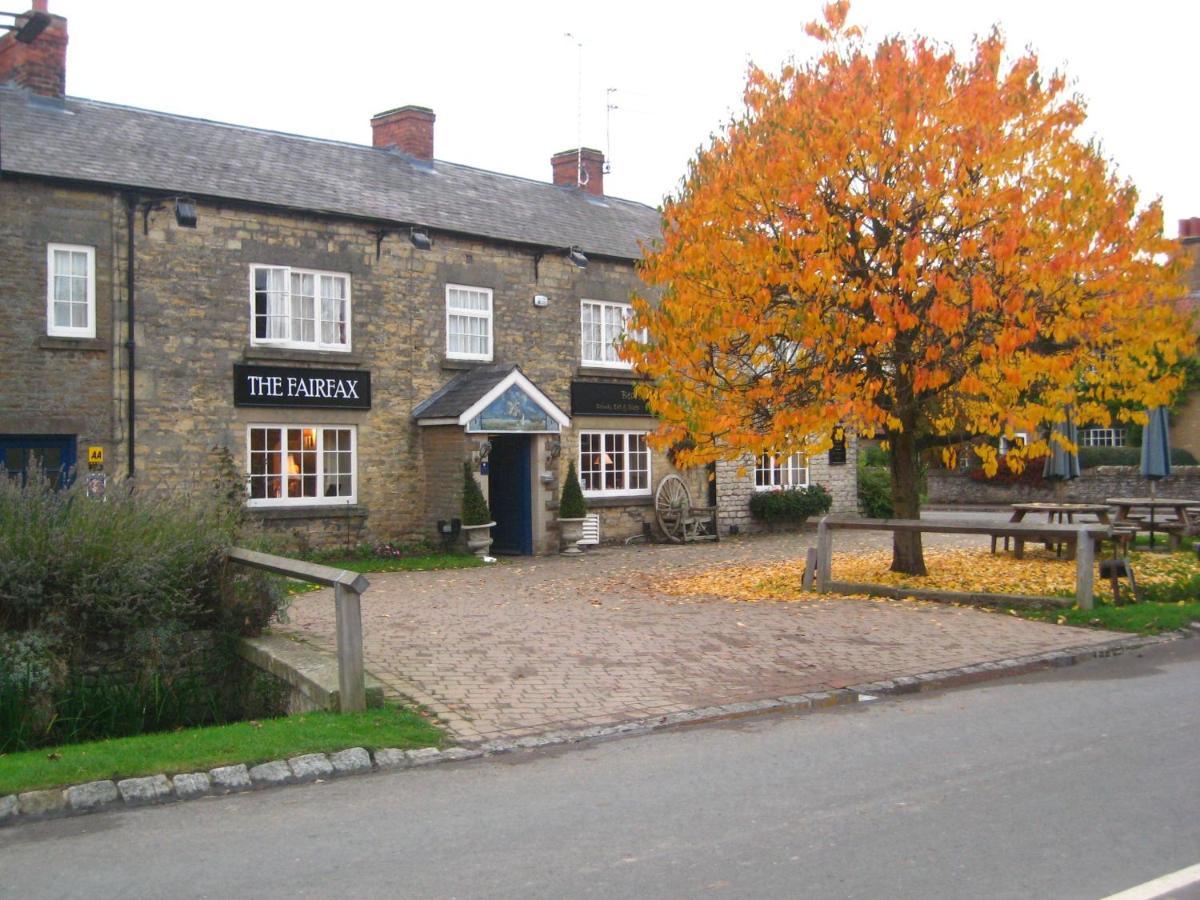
[889,425,927,575]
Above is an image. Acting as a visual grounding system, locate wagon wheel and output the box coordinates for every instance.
[655,474,691,543]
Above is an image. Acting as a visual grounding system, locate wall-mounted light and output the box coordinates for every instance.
[1,10,50,43]
[477,439,492,461]
[174,197,198,228]
[544,436,562,467]
[410,227,432,250]
[567,246,588,268]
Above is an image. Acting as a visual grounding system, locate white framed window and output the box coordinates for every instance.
[755,452,809,490]
[250,265,351,351]
[246,425,356,507]
[1080,427,1126,447]
[46,243,95,338]
[446,284,493,360]
[998,432,1027,456]
[581,299,638,368]
[579,431,651,497]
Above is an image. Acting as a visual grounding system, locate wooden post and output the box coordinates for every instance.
[816,517,833,593]
[801,547,818,592]
[1075,526,1094,611]
[334,581,366,712]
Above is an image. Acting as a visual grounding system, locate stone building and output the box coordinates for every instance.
[0,3,856,553]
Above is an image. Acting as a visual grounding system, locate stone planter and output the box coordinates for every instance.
[462,522,496,560]
[558,517,586,555]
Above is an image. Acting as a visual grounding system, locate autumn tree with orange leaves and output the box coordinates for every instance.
[627,2,1192,574]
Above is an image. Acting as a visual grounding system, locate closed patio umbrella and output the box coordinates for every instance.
[1140,406,1172,547]
[1042,413,1081,499]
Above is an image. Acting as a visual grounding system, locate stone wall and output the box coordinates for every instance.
[927,466,1200,506]
[715,437,859,535]
[0,180,118,469]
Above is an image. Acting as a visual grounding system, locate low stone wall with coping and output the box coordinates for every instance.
[927,466,1200,506]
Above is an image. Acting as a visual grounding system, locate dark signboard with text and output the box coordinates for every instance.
[233,364,371,410]
[571,381,651,417]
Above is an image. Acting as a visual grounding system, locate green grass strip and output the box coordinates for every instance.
[0,706,443,795]
[284,553,484,593]
[1019,600,1200,635]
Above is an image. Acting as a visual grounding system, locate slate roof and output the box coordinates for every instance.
[412,364,517,420]
[0,87,661,260]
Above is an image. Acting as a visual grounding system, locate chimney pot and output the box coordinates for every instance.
[551,148,605,197]
[371,105,435,161]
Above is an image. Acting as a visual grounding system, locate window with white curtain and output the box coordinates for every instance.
[250,265,350,351]
[755,452,809,490]
[446,284,493,360]
[246,425,356,507]
[47,243,95,338]
[581,299,638,368]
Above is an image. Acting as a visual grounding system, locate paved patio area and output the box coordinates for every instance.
[279,513,1116,742]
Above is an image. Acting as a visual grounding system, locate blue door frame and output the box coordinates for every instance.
[487,434,533,555]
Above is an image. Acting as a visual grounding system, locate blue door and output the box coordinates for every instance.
[0,434,77,487]
[488,435,532,555]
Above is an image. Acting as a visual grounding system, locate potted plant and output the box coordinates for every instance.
[460,461,496,561]
[558,461,589,555]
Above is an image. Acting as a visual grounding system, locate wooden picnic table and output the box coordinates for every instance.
[1106,497,1200,550]
[1007,502,1113,560]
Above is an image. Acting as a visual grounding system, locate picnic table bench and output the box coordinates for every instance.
[814,516,1112,610]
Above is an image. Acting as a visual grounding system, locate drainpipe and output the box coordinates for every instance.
[123,192,137,479]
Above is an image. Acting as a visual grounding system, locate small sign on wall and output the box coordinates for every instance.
[87,445,104,469]
[829,425,848,466]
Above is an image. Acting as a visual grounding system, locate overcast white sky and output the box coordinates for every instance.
[46,0,1200,235]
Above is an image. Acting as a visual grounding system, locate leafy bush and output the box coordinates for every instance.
[966,459,1048,486]
[749,485,833,523]
[857,466,894,518]
[861,444,890,468]
[558,461,588,519]
[0,454,285,752]
[461,462,492,526]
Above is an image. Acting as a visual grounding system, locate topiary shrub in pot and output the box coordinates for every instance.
[558,461,589,554]
[461,461,495,560]
[749,484,833,529]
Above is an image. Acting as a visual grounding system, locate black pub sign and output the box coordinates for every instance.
[571,381,651,417]
[233,364,371,410]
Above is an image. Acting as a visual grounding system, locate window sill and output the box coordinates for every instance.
[39,336,107,352]
[575,366,637,379]
[244,347,362,366]
[249,504,367,521]
[442,357,495,371]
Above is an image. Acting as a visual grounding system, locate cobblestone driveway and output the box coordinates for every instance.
[280,514,1115,742]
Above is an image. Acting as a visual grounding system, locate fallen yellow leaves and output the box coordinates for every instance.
[655,549,1200,604]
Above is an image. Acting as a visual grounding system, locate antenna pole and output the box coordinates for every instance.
[565,33,583,186]
[605,87,617,174]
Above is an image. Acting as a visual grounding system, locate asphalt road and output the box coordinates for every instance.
[2,639,1198,899]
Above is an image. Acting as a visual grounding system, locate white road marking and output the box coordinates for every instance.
[1103,861,1200,900]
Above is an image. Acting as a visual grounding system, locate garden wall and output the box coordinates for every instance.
[927,466,1200,506]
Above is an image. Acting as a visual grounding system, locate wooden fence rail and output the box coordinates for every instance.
[228,547,369,712]
[815,516,1111,610]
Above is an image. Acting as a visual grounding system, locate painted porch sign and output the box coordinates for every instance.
[233,364,371,409]
[570,380,651,417]
[468,384,560,433]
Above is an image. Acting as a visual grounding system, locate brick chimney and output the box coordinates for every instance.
[0,2,67,98]
[1180,217,1200,241]
[551,148,605,197]
[371,106,435,160]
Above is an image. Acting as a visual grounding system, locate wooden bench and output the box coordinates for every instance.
[815,516,1112,610]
